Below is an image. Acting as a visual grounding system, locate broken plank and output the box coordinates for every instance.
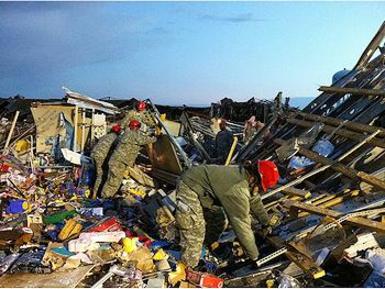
[0,265,95,288]
[354,21,385,69]
[274,138,385,192]
[318,86,385,97]
[286,118,385,149]
[292,111,385,137]
[284,200,385,233]
[282,187,312,199]
[264,235,325,279]
[3,111,20,154]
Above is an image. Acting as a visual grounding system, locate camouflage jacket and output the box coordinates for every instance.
[181,165,269,260]
[110,129,157,166]
[121,110,156,128]
[91,132,118,160]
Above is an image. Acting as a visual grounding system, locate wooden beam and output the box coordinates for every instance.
[3,111,20,155]
[286,118,385,148]
[73,106,78,152]
[282,187,312,199]
[265,235,325,279]
[262,132,380,201]
[292,111,385,138]
[274,138,385,191]
[284,200,385,233]
[318,86,385,97]
[354,21,385,70]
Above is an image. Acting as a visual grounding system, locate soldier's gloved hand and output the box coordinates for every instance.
[155,126,162,136]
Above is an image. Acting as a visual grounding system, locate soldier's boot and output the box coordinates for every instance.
[175,182,206,269]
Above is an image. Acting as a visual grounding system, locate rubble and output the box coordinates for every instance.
[1,21,385,288]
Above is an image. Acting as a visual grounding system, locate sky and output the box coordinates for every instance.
[0,2,384,105]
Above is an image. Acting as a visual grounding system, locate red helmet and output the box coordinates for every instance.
[258,160,280,192]
[128,119,141,130]
[111,124,122,134]
[136,101,147,112]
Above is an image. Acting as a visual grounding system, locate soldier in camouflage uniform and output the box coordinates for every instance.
[91,124,122,197]
[101,120,157,198]
[175,160,280,268]
[121,100,157,129]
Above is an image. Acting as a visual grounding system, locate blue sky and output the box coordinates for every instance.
[0,2,384,105]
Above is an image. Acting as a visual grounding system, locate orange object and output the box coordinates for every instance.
[200,274,224,288]
[186,268,223,288]
[258,160,280,192]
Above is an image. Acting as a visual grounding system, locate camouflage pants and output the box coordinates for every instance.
[203,206,227,246]
[93,156,105,197]
[100,160,128,198]
[175,182,227,268]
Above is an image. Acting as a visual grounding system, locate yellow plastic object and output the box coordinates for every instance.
[168,262,186,286]
[266,279,275,288]
[210,242,219,251]
[153,248,168,261]
[84,190,91,198]
[22,201,30,211]
[123,237,138,253]
[14,139,30,153]
[304,192,312,199]
[313,269,326,279]
[160,114,167,121]
[351,190,360,197]
[58,218,83,241]
[129,188,146,198]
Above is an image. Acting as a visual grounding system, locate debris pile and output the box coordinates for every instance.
[1,21,385,288]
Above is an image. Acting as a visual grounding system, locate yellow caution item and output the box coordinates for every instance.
[58,218,83,241]
[153,248,169,261]
[123,237,138,253]
[168,262,187,286]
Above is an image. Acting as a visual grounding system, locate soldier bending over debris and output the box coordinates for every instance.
[175,160,280,268]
